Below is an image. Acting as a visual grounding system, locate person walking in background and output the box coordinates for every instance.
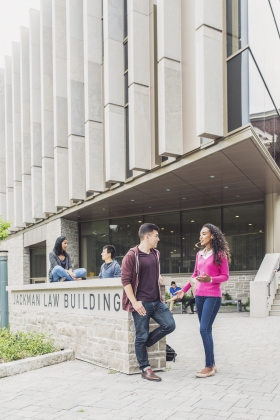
[49,236,86,282]
[121,223,176,382]
[167,281,187,313]
[177,223,230,378]
[99,245,121,278]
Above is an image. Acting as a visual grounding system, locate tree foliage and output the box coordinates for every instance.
[0,216,11,243]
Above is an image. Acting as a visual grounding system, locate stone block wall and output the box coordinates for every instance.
[61,219,79,269]
[8,306,165,374]
[0,234,30,286]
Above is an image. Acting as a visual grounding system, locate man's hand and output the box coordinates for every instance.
[132,301,146,316]
[176,290,185,299]
[196,273,211,282]
[158,275,163,285]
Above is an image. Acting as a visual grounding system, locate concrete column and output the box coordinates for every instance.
[4,57,14,229]
[30,9,44,220]
[195,0,223,139]
[52,0,69,209]
[20,27,33,225]
[265,193,280,253]
[12,43,24,228]
[128,0,151,171]
[0,69,6,220]
[41,0,55,215]
[103,0,125,183]
[83,0,105,193]
[157,0,183,157]
[66,0,86,201]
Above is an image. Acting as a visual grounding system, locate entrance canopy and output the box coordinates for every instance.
[64,126,280,223]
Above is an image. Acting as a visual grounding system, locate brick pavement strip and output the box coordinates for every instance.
[1,313,280,419]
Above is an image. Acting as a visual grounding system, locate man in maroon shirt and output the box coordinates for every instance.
[121,223,176,382]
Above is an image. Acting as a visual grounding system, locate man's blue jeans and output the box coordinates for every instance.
[51,266,86,282]
[195,296,221,368]
[132,300,176,370]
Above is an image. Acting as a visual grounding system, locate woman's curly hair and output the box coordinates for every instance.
[202,223,231,267]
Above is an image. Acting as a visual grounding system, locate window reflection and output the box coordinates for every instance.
[227,49,280,164]
[80,203,265,274]
[182,208,221,273]
[226,0,248,57]
[80,221,109,277]
[223,203,264,270]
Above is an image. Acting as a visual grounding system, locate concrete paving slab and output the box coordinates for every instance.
[0,313,280,419]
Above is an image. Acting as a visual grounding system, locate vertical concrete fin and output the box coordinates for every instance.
[66,0,86,200]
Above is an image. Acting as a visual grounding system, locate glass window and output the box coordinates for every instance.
[110,217,143,264]
[30,247,46,279]
[226,0,248,57]
[80,221,109,277]
[248,0,280,110]
[150,213,181,274]
[223,203,264,270]
[182,208,221,273]
[227,49,280,164]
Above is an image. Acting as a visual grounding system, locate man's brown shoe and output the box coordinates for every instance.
[141,368,162,382]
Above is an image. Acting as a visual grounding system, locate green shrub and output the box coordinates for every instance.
[0,328,59,363]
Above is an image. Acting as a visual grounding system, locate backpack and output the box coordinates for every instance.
[166,344,177,362]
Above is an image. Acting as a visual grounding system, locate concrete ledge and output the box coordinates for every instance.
[0,349,74,379]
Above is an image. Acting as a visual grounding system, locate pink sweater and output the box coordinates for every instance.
[182,252,229,298]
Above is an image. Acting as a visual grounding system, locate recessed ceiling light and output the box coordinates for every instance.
[148,206,152,208]
[249,223,252,226]
[131,199,135,202]
[224,186,229,189]
[166,189,170,191]
[209,175,215,179]
[259,230,263,233]
[170,231,174,233]
[174,250,176,251]
[138,220,142,223]
[235,215,239,218]
[102,208,106,210]
[191,220,194,223]
[182,237,185,239]
[236,195,240,198]
[170,251,173,254]
[161,228,164,230]
[182,197,186,200]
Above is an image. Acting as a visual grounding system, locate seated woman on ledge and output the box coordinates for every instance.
[49,236,86,282]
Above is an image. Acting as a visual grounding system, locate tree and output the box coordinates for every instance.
[0,216,11,243]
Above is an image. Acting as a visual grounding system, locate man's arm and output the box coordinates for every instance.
[123,284,146,315]
[122,252,146,316]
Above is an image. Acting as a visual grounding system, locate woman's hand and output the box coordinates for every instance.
[176,290,185,299]
[196,273,211,282]
[66,270,76,279]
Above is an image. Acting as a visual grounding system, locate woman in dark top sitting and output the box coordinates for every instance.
[49,236,86,282]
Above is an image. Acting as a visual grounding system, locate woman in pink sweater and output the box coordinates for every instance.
[177,223,230,378]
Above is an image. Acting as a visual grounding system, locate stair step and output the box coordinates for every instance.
[271,304,280,310]
[275,295,280,300]
[270,310,280,316]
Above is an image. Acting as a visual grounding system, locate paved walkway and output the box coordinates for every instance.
[0,312,280,420]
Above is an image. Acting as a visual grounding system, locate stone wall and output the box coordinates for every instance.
[0,234,30,286]
[7,281,166,374]
[61,219,79,269]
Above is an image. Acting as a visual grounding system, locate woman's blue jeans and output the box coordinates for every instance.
[51,266,86,282]
[132,300,176,370]
[195,296,221,368]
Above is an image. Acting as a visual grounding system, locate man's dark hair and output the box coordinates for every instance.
[138,223,159,240]
[53,236,67,256]
[103,245,116,259]
[171,281,176,285]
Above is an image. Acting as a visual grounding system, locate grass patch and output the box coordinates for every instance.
[0,328,60,363]
[77,409,85,412]
[108,369,118,374]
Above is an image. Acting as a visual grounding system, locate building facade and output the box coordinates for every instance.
[0,0,280,290]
